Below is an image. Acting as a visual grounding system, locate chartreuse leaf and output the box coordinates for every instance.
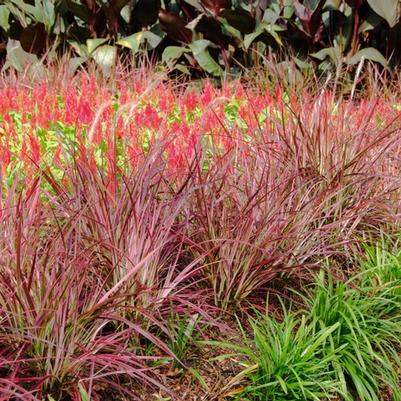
[9,0,41,22]
[162,46,189,64]
[244,30,261,49]
[244,22,284,49]
[0,5,10,31]
[348,47,388,68]
[325,0,342,9]
[86,38,108,54]
[175,64,191,75]
[8,0,55,30]
[117,31,162,54]
[189,40,222,76]
[311,46,342,65]
[367,0,398,27]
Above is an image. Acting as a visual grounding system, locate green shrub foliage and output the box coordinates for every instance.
[0,1,400,74]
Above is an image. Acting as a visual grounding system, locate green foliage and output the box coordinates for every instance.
[246,314,343,400]
[166,310,201,367]
[0,1,400,75]
[210,251,401,401]
[359,233,401,316]
[207,306,345,400]
[301,268,401,401]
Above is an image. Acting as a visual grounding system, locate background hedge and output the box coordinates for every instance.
[0,0,400,76]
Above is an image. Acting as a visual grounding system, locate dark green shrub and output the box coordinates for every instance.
[0,1,400,76]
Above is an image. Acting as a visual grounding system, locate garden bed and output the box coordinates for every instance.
[1,69,401,400]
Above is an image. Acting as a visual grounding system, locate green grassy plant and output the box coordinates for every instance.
[205,304,344,400]
[165,309,201,368]
[360,233,401,307]
[208,254,401,401]
[302,270,401,401]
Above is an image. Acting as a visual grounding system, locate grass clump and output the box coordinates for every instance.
[214,308,344,400]
[303,270,401,401]
[212,250,401,401]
